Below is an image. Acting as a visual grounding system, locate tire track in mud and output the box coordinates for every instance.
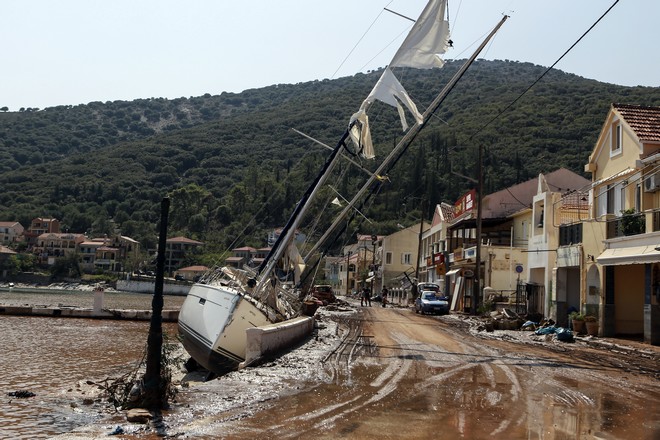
[208,306,660,439]
[381,309,528,437]
[252,309,413,438]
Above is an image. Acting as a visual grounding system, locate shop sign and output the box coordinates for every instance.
[454,189,476,217]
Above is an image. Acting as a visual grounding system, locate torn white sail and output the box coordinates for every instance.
[349,67,423,159]
[285,242,305,284]
[390,0,450,69]
[349,0,450,157]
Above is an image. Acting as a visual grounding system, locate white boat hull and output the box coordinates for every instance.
[178,283,271,374]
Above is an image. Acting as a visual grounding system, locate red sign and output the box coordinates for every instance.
[454,189,476,217]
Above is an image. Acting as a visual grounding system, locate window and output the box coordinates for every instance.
[401,253,412,265]
[611,123,622,155]
[606,184,615,214]
[385,252,392,265]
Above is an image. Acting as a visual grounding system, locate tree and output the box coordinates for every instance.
[50,252,82,278]
[168,183,214,232]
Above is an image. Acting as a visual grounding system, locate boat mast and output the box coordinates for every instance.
[254,129,352,289]
[304,14,509,262]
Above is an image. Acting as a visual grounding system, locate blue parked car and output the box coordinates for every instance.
[415,291,449,315]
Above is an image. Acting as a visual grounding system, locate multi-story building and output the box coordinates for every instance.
[0,221,24,244]
[25,218,60,247]
[420,203,455,288]
[164,236,204,275]
[34,232,85,265]
[579,103,660,344]
[0,245,17,277]
[79,235,141,273]
[381,226,425,294]
[443,169,588,314]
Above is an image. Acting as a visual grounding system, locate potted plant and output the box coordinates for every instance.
[584,315,599,336]
[620,208,645,236]
[569,311,585,335]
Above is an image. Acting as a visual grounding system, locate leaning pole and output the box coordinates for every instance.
[143,197,170,408]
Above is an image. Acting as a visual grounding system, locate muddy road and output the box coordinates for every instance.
[165,305,659,439]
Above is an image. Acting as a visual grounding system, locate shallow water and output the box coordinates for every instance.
[0,291,182,439]
[0,288,186,310]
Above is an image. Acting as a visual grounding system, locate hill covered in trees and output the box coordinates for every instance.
[1,59,659,263]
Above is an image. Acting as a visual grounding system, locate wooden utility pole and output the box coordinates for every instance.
[472,146,483,315]
[413,198,427,300]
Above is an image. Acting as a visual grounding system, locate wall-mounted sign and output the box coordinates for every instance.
[454,189,476,217]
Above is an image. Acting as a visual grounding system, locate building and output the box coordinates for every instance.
[25,218,60,247]
[267,228,306,247]
[225,246,257,268]
[164,237,204,275]
[529,172,589,325]
[0,221,24,245]
[381,225,426,294]
[580,103,660,344]
[0,245,17,278]
[174,265,209,281]
[79,235,141,273]
[79,239,106,270]
[34,232,85,265]
[420,203,455,288]
[443,169,589,314]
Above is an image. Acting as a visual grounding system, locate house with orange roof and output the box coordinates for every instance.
[34,232,85,265]
[174,265,209,281]
[579,103,660,344]
[165,236,205,275]
[25,217,60,247]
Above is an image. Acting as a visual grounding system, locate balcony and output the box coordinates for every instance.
[606,211,645,239]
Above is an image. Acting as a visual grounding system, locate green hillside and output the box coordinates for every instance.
[1,59,659,260]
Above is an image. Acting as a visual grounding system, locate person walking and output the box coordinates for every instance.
[381,287,388,308]
[362,287,371,307]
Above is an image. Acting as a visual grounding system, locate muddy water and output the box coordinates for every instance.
[208,308,660,439]
[0,291,183,439]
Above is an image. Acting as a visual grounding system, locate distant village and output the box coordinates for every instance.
[1,103,659,346]
[0,217,207,281]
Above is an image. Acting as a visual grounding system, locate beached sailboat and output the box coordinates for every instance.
[178,0,507,375]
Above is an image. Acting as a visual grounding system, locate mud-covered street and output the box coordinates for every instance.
[58,301,659,439]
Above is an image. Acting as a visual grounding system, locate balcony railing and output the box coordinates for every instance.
[606,211,646,239]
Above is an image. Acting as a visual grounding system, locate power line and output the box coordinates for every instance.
[468,0,621,141]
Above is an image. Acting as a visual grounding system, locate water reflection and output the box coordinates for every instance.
[0,291,181,439]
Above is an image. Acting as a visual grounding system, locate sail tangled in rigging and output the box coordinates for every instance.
[349,0,451,158]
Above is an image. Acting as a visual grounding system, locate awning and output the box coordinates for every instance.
[445,269,461,277]
[365,276,375,282]
[596,245,660,266]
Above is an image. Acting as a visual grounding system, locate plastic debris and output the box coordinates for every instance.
[109,426,124,435]
[534,326,574,342]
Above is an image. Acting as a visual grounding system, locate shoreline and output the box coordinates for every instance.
[1,281,117,292]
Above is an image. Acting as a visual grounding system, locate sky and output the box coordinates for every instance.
[2,0,658,111]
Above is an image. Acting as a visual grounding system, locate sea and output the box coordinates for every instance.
[0,289,185,439]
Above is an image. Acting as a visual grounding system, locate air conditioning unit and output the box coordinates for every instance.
[644,172,660,192]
